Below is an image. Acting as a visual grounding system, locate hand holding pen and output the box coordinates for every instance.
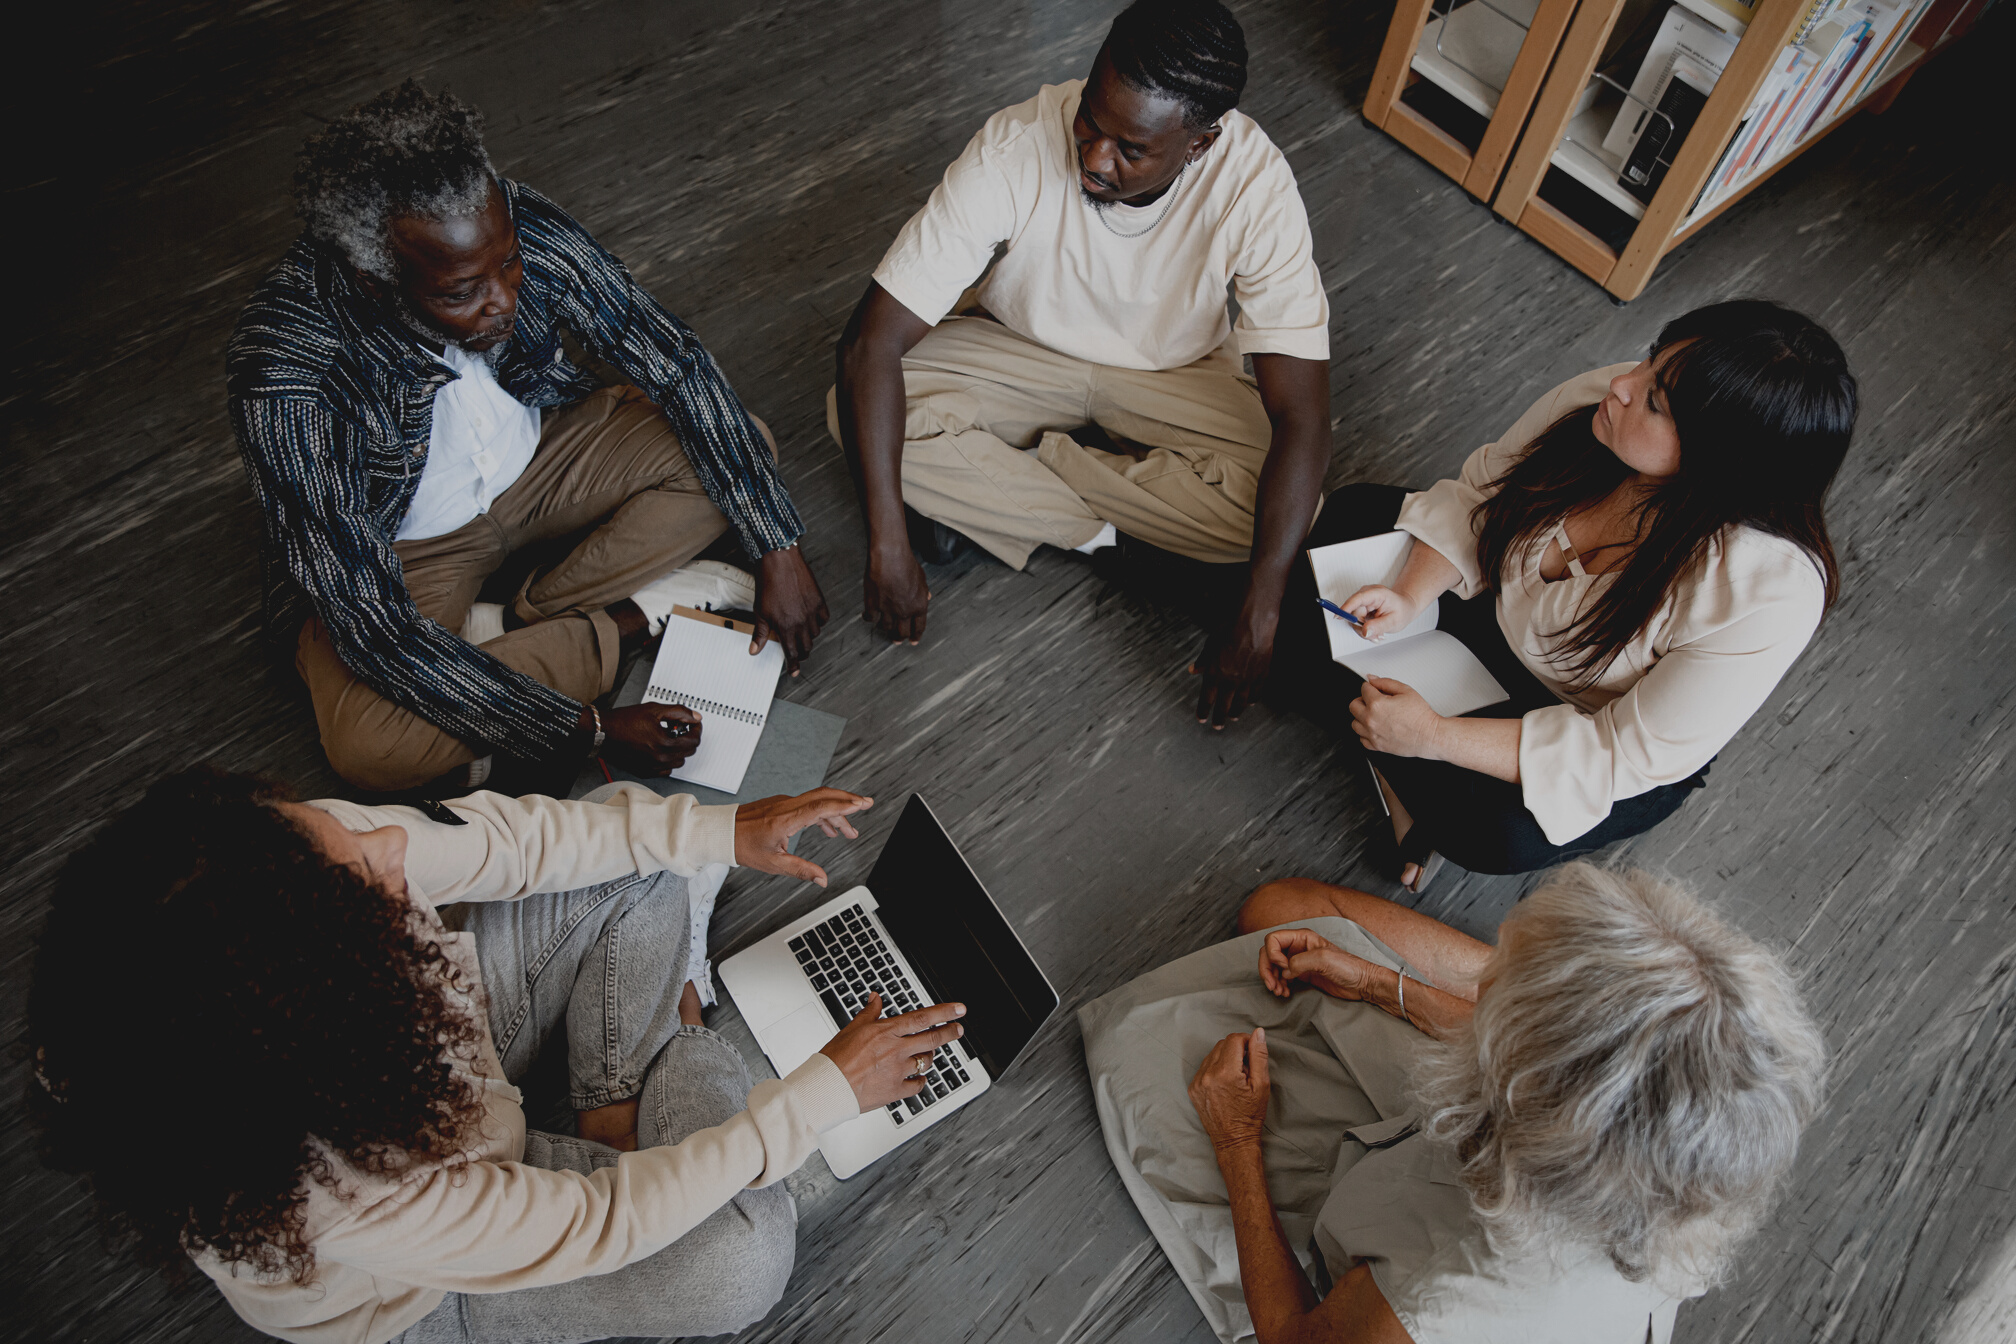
[1316,596,1365,629]
[1318,585,1422,641]
[647,704,702,768]
[602,703,703,776]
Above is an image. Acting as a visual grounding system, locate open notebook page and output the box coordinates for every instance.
[1306,531,1508,717]
[643,607,786,793]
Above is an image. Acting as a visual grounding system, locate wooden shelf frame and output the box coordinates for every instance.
[1364,0,1585,200]
[1489,0,1940,299]
[1660,41,1924,247]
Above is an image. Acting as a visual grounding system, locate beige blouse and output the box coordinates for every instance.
[1395,365,1827,843]
[195,786,861,1344]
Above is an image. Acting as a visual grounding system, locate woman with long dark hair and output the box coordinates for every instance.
[28,771,964,1344]
[1273,299,1857,889]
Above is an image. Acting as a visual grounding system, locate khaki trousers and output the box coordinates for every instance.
[824,315,1274,568]
[298,385,756,792]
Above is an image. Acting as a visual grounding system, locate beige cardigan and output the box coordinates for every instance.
[1395,366,1827,843]
[195,786,861,1344]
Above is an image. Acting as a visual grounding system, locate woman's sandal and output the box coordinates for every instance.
[1402,851,1446,895]
[1366,828,1446,895]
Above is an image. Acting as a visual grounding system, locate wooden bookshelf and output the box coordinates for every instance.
[1658,40,1925,247]
[1482,0,1979,299]
[1364,0,1585,200]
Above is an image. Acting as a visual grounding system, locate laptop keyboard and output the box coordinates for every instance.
[789,903,973,1127]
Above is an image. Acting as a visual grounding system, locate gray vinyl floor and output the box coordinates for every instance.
[5,3,2014,1342]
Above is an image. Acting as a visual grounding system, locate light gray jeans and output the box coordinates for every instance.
[393,870,796,1344]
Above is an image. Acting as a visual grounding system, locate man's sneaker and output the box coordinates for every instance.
[629,561,757,636]
[906,504,974,565]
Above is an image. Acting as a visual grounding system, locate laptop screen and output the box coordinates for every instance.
[868,795,1057,1079]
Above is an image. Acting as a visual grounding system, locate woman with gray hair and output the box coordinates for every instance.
[1077,864,1826,1343]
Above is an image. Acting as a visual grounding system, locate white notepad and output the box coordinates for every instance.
[642,606,786,793]
[1307,531,1510,717]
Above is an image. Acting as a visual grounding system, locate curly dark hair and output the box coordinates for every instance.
[294,78,495,281]
[27,766,489,1284]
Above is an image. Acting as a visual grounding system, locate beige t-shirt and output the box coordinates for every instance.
[872,79,1329,372]
[194,788,860,1344]
[1395,367,1828,844]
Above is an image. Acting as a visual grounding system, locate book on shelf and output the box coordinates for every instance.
[1776,14,1873,140]
[1687,0,1756,27]
[1835,0,1936,105]
[1693,54,1812,209]
[1692,44,1803,205]
[1741,46,1807,164]
[1689,0,1931,220]
[1798,15,1878,139]
[1603,5,1740,162]
[1792,0,1847,44]
[1620,57,1716,200]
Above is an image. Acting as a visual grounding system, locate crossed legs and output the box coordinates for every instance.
[825,315,1275,569]
[391,872,796,1343]
[299,386,770,792]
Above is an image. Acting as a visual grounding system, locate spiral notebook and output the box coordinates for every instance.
[643,606,786,793]
[1306,531,1509,717]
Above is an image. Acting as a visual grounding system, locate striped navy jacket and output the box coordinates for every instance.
[227,178,803,763]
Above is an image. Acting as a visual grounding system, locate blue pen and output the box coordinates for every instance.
[1316,597,1364,628]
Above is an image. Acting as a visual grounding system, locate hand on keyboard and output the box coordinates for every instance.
[820,992,966,1111]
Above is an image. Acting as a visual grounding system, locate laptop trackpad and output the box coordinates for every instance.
[725,944,822,1032]
[763,1001,838,1075]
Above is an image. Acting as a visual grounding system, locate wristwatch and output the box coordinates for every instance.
[587,703,606,750]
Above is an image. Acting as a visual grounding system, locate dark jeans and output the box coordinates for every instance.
[1265,483,1708,876]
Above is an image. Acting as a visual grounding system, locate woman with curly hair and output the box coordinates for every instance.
[1079,864,1828,1343]
[1270,298,1857,890]
[28,770,964,1344]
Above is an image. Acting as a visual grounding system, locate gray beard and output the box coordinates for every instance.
[393,293,507,368]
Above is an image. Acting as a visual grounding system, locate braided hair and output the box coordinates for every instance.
[1103,0,1250,128]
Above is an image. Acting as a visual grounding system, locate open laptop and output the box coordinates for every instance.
[718,794,1058,1178]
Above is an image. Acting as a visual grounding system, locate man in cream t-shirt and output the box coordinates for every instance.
[831,0,1331,727]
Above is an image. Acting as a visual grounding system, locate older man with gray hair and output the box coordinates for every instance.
[231,81,829,792]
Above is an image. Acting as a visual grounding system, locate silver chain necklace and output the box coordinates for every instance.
[1089,159,1191,239]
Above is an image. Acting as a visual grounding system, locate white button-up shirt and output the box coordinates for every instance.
[396,343,542,541]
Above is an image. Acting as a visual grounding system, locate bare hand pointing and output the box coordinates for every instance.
[732,788,874,887]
